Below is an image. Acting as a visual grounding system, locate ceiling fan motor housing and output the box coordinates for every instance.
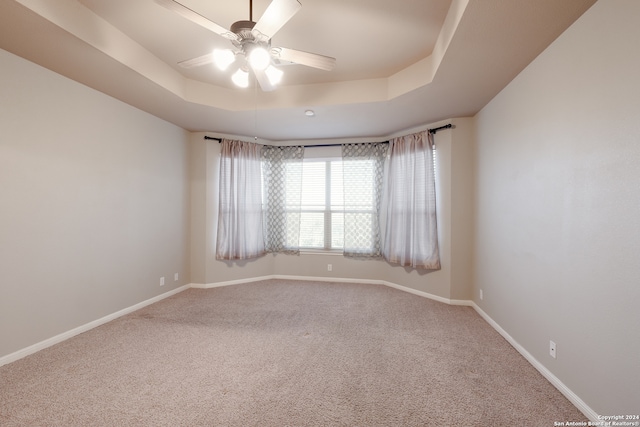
[230,20,270,58]
[230,20,256,37]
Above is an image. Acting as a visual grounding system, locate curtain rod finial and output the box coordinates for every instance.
[429,124,453,134]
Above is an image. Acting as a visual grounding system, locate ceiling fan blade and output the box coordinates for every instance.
[177,52,215,69]
[252,0,301,40]
[155,0,238,42]
[271,47,336,71]
[251,65,277,92]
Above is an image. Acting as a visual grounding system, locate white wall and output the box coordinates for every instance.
[0,49,190,359]
[191,119,475,302]
[472,0,640,415]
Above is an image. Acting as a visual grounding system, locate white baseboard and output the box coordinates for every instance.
[196,275,598,421]
[5,276,449,368]
[470,302,599,422]
[0,284,191,368]
[194,274,469,306]
[1,275,599,422]
[190,275,276,289]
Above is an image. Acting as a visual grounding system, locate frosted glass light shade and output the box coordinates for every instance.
[231,68,249,88]
[213,49,235,71]
[265,65,283,85]
[248,47,271,71]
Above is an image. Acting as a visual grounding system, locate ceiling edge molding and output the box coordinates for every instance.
[388,0,469,99]
[14,0,469,113]
[15,0,186,98]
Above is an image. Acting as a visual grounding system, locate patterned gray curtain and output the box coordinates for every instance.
[341,142,388,258]
[261,145,304,254]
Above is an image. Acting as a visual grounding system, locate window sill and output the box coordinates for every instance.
[299,249,344,256]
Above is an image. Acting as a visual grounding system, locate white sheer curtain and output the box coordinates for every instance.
[216,139,265,260]
[382,130,441,269]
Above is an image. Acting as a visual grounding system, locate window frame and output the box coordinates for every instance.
[295,156,379,254]
[297,157,344,252]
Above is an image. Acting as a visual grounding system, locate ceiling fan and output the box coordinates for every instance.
[156,0,336,91]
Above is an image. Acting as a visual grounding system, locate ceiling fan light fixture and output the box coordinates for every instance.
[213,49,236,71]
[231,67,250,88]
[158,0,336,92]
[248,46,271,71]
[265,65,283,85]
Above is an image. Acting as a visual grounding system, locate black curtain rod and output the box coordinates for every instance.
[204,123,452,146]
[428,124,452,134]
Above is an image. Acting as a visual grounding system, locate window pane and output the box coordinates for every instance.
[344,212,374,250]
[301,162,325,210]
[284,212,301,248]
[293,157,378,251]
[343,159,374,211]
[330,161,344,209]
[331,212,344,249]
[299,212,325,248]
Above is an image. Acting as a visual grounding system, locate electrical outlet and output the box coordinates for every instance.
[174,273,179,281]
[327,264,332,272]
[549,340,556,359]
[160,276,165,286]
[480,289,483,300]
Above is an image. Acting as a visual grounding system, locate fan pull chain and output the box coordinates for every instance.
[254,76,258,140]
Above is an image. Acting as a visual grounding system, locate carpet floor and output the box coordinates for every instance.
[0,279,587,426]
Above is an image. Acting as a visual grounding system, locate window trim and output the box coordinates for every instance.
[297,158,343,251]
[282,153,382,254]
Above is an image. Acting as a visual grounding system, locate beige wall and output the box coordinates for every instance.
[449,119,475,300]
[190,134,276,285]
[0,49,191,359]
[189,135,208,284]
[2,0,636,417]
[191,120,475,301]
[472,0,640,415]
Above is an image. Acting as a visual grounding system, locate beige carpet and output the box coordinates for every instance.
[0,279,586,426]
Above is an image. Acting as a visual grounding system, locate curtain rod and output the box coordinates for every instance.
[203,123,452,146]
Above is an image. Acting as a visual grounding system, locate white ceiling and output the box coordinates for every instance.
[0,0,596,142]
